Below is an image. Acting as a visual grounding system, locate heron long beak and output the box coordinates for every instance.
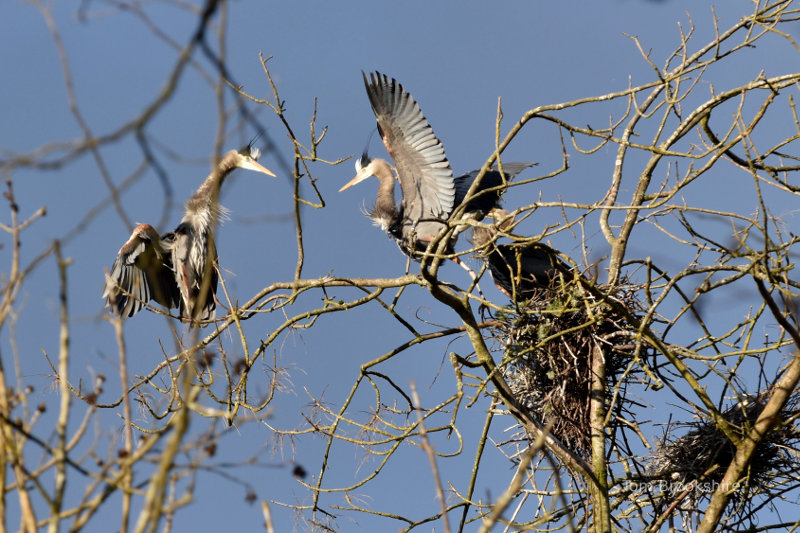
[242,159,277,177]
[339,169,371,192]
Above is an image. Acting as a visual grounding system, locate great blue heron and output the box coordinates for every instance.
[339,71,534,260]
[470,226,567,301]
[103,145,276,323]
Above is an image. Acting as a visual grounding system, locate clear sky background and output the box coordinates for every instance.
[1,1,798,531]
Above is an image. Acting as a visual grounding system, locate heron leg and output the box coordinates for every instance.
[452,256,484,298]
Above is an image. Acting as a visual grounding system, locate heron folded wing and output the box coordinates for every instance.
[487,243,563,299]
[171,223,217,323]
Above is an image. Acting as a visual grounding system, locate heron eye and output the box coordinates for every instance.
[356,154,370,173]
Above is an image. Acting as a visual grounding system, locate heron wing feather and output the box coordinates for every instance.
[104,226,178,317]
[454,162,536,215]
[363,72,455,229]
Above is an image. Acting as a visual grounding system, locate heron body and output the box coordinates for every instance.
[103,146,275,324]
[340,71,535,260]
[168,217,220,323]
[348,156,445,258]
[486,243,564,299]
[470,226,565,300]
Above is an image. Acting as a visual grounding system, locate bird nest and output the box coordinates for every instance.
[486,277,653,457]
[644,389,800,523]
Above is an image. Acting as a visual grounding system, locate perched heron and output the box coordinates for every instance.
[103,145,276,323]
[470,226,567,301]
[339,71,534,260]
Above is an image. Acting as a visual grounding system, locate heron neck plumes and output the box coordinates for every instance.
[184,150,240,220]
[367,159,400,231]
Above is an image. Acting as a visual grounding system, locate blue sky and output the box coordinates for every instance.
[1,1,797,531]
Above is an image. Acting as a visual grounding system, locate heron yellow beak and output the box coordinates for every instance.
[339,168,370,192]
[242,159,276,177]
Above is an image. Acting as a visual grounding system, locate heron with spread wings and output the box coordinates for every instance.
[103,145,276,324]
[340,71,534,261]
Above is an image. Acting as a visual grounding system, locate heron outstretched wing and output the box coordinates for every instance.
[363,72,455,230]
[454,162,537,216]
[103,224,179,318]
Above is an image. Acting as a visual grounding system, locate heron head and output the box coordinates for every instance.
[355,152,372,175]
[235,145,276,177]
[339,152,378,192]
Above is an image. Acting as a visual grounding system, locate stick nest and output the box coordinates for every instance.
[645,389,800,522]
[487,277,653,457]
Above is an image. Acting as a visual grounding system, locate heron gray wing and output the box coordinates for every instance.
[489,162,537,179]
[454,162,537,215]
[363,72,455,230]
